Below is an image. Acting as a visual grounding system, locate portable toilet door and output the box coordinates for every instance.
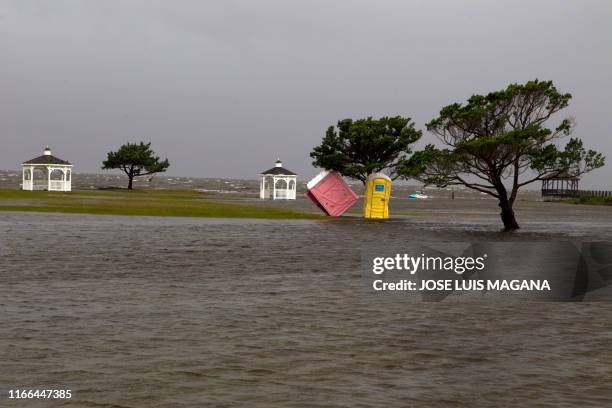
[363,173,391,219]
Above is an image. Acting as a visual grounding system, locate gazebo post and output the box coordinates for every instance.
[284,176,288,199]
[273,176,277,200]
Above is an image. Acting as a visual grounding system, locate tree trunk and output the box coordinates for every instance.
[493,179,520,232]
[499,201,519,231]
[128,175,134,190]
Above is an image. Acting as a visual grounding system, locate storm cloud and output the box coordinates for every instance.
[1,0,610,187]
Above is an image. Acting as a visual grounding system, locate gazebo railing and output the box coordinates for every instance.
[541,189,580,198]
[542,189,612,198]
[49,180,66,191]
[274,188,296,199]
[21,180,71,191]
[32,182,48,191]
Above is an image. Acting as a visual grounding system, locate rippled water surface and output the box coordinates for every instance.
[1,211,612,407]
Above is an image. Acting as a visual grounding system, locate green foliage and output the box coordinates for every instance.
[401,79,605,231]
[102,142,170,189]
[310,116,422,183]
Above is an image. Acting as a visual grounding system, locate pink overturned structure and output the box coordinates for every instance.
[304,171,358,216]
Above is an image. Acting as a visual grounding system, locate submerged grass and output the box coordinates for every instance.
[563,196,612,206]
[344,208,429,217]
[0,188,320,220]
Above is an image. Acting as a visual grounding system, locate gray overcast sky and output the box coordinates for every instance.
[1,0,611,187]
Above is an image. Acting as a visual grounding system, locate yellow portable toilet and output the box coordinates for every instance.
[363,173,391,219]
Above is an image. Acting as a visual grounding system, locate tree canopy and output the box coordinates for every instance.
[401,80,605,231]
[310,116,422,183]
[102,142,170,189]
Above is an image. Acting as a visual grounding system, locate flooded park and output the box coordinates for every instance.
[1,172,612,407]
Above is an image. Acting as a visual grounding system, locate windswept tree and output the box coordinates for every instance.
[102,142,170,189]
[310,116,422,183]
[401,80,604,231]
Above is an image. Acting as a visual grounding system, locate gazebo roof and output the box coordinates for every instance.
[260,159,297,176]
[542,171,579,180]
[22,147,71,166]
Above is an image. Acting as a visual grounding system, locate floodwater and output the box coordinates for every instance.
[1,199,612,406]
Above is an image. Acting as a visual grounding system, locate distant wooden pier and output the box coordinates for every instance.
[541,173,612,199]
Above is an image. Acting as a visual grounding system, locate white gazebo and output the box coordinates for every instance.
[259,159,297,200]
[22,147,73,191]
